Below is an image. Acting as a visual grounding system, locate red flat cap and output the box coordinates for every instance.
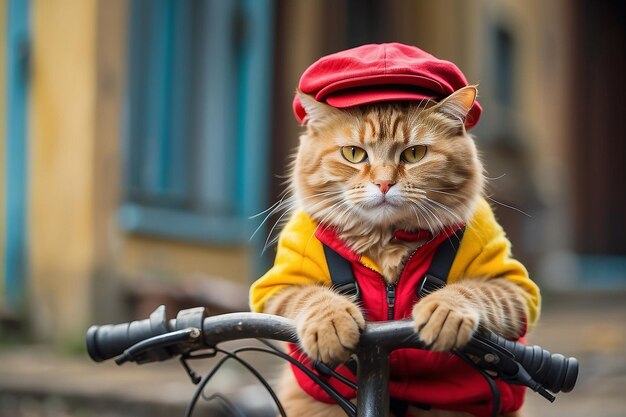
[293,43,482,129]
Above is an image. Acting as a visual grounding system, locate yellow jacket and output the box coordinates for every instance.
[250,197,540,329]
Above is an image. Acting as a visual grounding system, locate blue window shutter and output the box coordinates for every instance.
[237,0,274,219]
[126,0,192,206]
[121,0,275,249]
[4,0,30,309]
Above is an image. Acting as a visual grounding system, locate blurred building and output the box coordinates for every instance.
[0,0,624,343]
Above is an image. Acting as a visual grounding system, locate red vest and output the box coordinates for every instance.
[287,226,525,417]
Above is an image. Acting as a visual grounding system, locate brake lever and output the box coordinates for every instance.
[114,327,202,365]
[461,332,556,402]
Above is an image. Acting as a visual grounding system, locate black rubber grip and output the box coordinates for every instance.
[485,332,578,393]
[86,305,171,362]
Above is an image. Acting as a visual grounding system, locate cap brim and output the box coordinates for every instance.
[294,86,482,129]
[325,87,436,109]
[324,87,481,129]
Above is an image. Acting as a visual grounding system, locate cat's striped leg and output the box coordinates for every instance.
[412,277,529,351]
[265,286,364,364]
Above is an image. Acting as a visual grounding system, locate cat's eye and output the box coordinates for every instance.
[401,145,427,163]
[341,146,367,163]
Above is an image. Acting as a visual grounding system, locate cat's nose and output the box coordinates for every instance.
[375,181,396,194]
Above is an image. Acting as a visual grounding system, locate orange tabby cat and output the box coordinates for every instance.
[251,86,539,417]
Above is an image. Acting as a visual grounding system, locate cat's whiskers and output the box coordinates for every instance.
[313,199,353,230]
[486,196,531,218]
[408,202,436,235]
[421,199,465,248]
[422,188,460,197]
[422,196,465,225]
[263,196,342,252]
[407,204,429,232]
[249,194,294,242]
[307,199,355,249]
[421,204,443,234]
[261,192,345,251]
[484,173,506,181]
[263,204,298,252]
[422,189,474,212]
[297,191,344,214]
[423,206,464,247]
[416,201,446,233]
[249,197,285,220]
[301,196,346,222]
[253,190,345,243]
[299,191,347,210]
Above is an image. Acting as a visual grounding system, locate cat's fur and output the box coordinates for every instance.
[263,86,528,417]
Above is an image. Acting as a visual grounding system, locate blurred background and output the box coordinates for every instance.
[0,0,625,416]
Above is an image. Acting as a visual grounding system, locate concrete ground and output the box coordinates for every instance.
[523,292,626,417]
[1,293,625,417]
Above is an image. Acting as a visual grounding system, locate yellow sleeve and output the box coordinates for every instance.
[448,198,541,330]
[249,211,331,313]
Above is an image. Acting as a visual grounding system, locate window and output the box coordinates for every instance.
[493,25,515,107]
[120,0,274,245]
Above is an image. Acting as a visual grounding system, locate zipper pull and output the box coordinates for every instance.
[386,284,396,320]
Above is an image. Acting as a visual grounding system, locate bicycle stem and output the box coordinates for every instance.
[356,320,422,417]
[357,345,391,417]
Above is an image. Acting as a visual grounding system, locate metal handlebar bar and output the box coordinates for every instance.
[86,307,431,364]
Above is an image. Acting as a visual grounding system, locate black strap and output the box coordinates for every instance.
[417,227,465,297]
[427,227,466,281]
[322,244,360,298]
[324,226,465,300]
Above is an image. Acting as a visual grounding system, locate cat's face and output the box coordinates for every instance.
[292,86,484,233]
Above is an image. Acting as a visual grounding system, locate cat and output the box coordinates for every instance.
[250,85,540,417]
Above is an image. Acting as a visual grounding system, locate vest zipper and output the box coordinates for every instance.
[386,284,396,320]
[384,245,424,320]
[360,254,414,320]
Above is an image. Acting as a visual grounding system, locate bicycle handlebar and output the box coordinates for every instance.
[86,307,300,363]
[86,305,578,397]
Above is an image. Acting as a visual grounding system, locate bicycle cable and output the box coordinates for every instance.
[232,346,357,417]
[455,351,501,417]
[257,338,357,390]
[184,342,357,417]
[202,393,247,417]
[184,346,287,417]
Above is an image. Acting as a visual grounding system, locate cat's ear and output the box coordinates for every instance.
[432,85,478,125]
[297,91,343,125]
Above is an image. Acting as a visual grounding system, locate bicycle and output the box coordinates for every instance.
[86,305,578,417]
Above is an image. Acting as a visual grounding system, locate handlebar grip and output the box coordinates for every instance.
[86,305,171,362]
[484,331,578,393]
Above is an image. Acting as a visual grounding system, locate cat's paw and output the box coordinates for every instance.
[295,292,365,365]
[412,291,479,352]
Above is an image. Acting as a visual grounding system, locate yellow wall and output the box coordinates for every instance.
[120,237,251,285]
[0,0,6,300]
[27,0,252,340]
[29,0,98,341]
